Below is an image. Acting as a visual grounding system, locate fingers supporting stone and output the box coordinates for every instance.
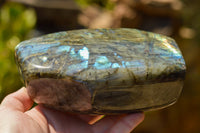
[38,106,94,133]
[92,112,144,133]
[107,113,144,133]
[1,87,33,112]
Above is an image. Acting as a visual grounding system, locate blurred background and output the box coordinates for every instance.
[0,0,199,132]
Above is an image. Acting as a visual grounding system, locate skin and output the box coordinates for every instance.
[0,87,144,133]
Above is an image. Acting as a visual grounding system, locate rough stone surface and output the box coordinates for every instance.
[15,28,186,114]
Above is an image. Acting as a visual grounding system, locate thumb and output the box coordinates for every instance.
[1,87,33,112]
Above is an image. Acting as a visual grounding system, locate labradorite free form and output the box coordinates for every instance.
[15,28,186,114]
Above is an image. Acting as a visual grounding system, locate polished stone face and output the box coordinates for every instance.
[15,28,186,114]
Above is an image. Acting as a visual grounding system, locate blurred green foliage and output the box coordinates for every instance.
[75,0,115,10]
[0,2,36,101]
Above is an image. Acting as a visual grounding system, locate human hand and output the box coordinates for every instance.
[0,87,144,133]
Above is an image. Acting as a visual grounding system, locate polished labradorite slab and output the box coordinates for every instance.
[15,28,186,114]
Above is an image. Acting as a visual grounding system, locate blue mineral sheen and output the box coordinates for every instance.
[15,28,186,114]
